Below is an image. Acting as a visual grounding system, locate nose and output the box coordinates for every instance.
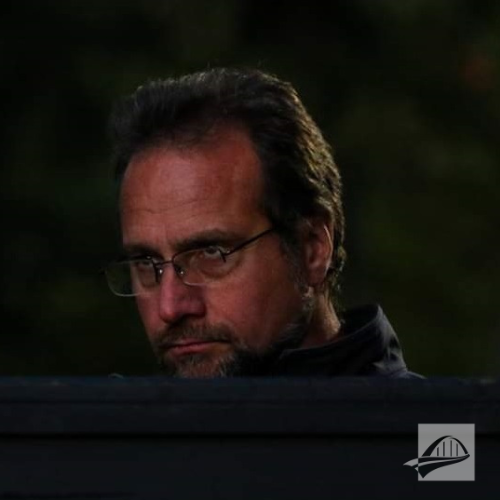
[157,266,206,325]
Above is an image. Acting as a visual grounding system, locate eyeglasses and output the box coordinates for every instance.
[105,227,275,297]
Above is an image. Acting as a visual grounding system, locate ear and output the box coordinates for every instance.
[301,218,334,289]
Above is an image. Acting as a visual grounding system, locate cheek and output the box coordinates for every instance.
[208,264,302,347]
[135,296,159,337]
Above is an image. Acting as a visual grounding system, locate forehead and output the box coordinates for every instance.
[119,127,267,246]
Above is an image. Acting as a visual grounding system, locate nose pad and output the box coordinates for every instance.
[157,266,206,325]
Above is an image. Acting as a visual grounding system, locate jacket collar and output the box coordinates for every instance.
[268,304,409,376]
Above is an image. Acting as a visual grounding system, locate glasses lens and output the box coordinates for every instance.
[175,247,237,284]
[105,262,131,296]
[106,232,272,296]
[106,259,156,296]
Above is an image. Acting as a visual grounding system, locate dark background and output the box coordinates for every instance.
[1,0,499,376]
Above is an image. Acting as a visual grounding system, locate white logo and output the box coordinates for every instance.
[404,424,475,481]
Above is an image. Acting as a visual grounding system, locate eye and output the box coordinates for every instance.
[128,257,158,288]
[133,258,152,266]
[127,255,156,270]
[129,257,152,270]
[199,246,224,260]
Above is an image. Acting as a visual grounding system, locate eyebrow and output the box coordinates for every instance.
[174,229,242,253]
[121,229,243,259]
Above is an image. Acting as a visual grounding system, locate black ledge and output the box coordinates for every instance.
[0,376,498,436]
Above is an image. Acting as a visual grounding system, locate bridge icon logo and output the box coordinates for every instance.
[404,424,475,481]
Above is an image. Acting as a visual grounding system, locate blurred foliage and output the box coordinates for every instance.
[0,0,499,376]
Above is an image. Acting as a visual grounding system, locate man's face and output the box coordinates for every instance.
[119,128,312,377]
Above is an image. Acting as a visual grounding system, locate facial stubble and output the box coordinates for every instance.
[152,242,315,377]
[154,296,314,378]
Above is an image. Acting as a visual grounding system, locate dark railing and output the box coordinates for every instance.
[0,377,498,499]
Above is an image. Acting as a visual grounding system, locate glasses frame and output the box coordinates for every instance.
[106,227,276,296]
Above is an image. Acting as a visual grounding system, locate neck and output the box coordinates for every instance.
[300,294,340,348]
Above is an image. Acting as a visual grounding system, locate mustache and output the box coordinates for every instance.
[155,323,237,350]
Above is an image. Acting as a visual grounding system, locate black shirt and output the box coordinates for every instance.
[266,304,421,378]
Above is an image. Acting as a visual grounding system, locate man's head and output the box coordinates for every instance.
[108,68,346,377]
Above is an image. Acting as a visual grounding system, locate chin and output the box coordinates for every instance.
[161,352,239,378]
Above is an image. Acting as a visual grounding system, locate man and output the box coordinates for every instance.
[105,67,418,378]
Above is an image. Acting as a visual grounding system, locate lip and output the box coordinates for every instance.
[166,340,228,356]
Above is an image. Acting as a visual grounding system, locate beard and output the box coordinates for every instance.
[152,293,315,378]
[151,242,317,378]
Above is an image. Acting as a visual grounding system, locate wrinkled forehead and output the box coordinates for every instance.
[119,127,267,226]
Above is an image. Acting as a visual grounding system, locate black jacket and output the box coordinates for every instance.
[265,304,421,378]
